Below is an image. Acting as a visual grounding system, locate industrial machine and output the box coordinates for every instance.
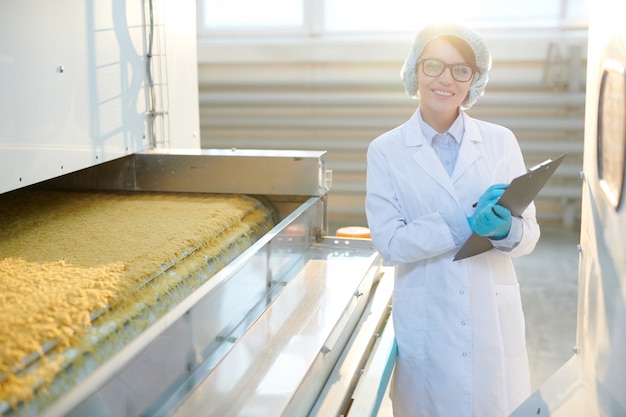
[10,1,626,416]
[0,2,395,416]
[512,0,626,415]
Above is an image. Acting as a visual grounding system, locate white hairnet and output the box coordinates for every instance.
[401,22,492,109]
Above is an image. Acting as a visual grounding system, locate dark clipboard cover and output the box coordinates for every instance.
[453,154,567,261]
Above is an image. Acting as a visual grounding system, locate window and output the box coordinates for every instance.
[198,0,588,35]
[203,0,303,28]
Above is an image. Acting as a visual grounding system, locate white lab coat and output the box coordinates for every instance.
[365,109,540,417]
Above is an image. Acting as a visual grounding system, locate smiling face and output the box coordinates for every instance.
[417,37,474,131]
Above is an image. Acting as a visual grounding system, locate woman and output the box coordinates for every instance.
[365,23,540,417]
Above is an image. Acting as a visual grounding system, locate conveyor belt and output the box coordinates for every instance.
[0,189,276,415]
[0,187,388,417]
[51,236,384,417]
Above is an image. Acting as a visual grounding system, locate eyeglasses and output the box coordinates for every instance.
[417,59,475,82]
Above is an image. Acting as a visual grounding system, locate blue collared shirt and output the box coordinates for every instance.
[417,110,464,177]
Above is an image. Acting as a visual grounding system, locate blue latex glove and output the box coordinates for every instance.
[473,183,508,213]
[470,203,512,240]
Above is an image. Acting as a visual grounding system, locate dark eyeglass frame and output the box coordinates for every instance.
[417,58,476,82]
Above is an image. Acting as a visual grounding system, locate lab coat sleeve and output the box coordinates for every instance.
[365,139,458,265]
[490,205,540,257]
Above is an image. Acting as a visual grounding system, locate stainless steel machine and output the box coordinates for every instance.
[0,2,395,416]
[512,1,626,415]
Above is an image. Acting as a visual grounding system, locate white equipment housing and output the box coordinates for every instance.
[512,0,626,415]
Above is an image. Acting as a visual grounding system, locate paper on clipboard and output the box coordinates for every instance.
[453,154,567,261]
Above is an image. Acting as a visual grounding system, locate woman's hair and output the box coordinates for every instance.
[439,35,476,68]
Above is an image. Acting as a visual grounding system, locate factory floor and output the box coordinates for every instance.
[375,226,581,416]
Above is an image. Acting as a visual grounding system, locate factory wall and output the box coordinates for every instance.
[196,29,587,233]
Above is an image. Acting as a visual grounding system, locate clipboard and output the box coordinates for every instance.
[453,154,567,261]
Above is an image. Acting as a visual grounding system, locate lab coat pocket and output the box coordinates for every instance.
[495,283,527,359]
[392,286,429,362]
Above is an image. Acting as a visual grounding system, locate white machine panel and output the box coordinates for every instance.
[0,0,200,194]
[512,1,626,416]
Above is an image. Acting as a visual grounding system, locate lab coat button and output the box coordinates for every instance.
[461,321,466,326]
[459,290,464,295]
[462,352,468,357]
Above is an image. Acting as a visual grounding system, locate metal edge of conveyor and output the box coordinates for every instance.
[134,149,329,197]
[165,238,384,417]
[347,306,396,416]
[38,196,322,417]
[39,149,330,198]
[308,266,395,417]
[281,242,384,417]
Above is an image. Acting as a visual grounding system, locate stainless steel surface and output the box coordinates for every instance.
[42,149,329,197]
[167,239,381,417]
[310,267,394,417]
[349,313,396,417]
[135,149,330,197]
[511,1,626,415]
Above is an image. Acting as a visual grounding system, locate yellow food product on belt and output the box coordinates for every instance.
[0,189,275,409]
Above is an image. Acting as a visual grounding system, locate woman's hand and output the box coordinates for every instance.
[470,203,512,239]
[470,184,511,239]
